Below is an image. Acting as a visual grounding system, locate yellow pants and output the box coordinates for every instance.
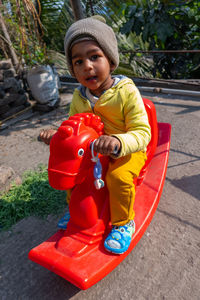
[67,151,146,226]
[106,151,146,226]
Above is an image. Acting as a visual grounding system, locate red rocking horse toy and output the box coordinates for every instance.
[29,98,171,289]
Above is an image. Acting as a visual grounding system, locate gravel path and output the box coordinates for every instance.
[0,90,199,300]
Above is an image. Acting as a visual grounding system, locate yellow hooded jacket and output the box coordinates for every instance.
[69,76,151,157]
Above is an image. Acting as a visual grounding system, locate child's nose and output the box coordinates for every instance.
[84,59,93,70]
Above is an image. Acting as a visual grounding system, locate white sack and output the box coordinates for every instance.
[27,65,59,106]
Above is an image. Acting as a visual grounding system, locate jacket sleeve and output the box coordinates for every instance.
[112,84,151,157]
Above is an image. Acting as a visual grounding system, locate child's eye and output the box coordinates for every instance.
[91,55,99,61]
[74,59,82,65]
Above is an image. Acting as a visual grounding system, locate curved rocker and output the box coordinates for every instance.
[28,98,171,289]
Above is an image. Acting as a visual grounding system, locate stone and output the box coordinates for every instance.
[14,176,22,186]
[0,87,5,99]
[10,94,27,107]
[0,59,12,70]
[18,88,26,95]
[0,165,15,187]
[0,93,20,107]
[3,68,16,78]
[0,104,9,115]
[4,77,22,93]
[0,70,4,81]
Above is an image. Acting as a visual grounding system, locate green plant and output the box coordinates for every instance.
[119,0,200,78]
[84,0,152,77]
[0,166,67,231]
[1,0,52,67]
[39,0,74,53]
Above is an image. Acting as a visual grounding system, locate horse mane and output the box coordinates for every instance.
[58,113,104,138]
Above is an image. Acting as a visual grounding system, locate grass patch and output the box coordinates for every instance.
[0,165,67,231]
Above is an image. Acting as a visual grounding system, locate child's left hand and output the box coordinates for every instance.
[93,135,121,156]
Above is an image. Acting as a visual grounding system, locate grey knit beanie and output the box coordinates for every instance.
[64,16,119,76]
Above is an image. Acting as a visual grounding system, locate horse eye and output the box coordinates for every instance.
[78,148,84,157]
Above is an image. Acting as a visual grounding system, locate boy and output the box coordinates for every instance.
[40,16,151,254]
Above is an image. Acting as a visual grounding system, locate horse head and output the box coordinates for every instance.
[48,113,104,190]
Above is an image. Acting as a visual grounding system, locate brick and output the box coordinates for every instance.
[0,59,12,70]
[3,68,16,78]
[0,87,5,99]
[0,104,9,114]
[0,93,20,106]
[4,77,21,92]
[10,94,27,106]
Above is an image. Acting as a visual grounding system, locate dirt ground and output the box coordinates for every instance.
[0,89,200,300]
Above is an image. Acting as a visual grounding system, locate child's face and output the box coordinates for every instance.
[71,40,114,97]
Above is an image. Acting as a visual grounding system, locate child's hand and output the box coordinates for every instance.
[93,135,121,156]
[39,129,57,145]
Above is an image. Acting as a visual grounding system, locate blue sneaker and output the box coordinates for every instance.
[104,220,135,254]
[57,211,70,230]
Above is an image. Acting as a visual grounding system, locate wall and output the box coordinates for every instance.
[0,59,30,121]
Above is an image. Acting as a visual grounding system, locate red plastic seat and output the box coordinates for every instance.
[137,98,158,185]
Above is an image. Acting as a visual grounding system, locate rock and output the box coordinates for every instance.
[1,175,22,193]
[14,176,22,186]
[0,59,12,70]
[0,93,20,107]
[3,68,16,79]
[0,165,15,187]
[0,87,5,98]
[0,60,30,125]
[4,77,22,93]
[10,94,28,107]
[0,104,10,115]
[0,70,4,82]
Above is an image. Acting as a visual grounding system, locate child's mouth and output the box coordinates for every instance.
[86,76,97,82]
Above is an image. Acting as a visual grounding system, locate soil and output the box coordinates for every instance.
[0,90,200,299]
[0,93,72,187]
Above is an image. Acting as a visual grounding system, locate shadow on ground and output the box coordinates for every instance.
[0,215,81,299]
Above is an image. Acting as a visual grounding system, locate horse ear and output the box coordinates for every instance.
[58,125,73,139]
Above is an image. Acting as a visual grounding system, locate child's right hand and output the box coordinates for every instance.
[39,129,57,145]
